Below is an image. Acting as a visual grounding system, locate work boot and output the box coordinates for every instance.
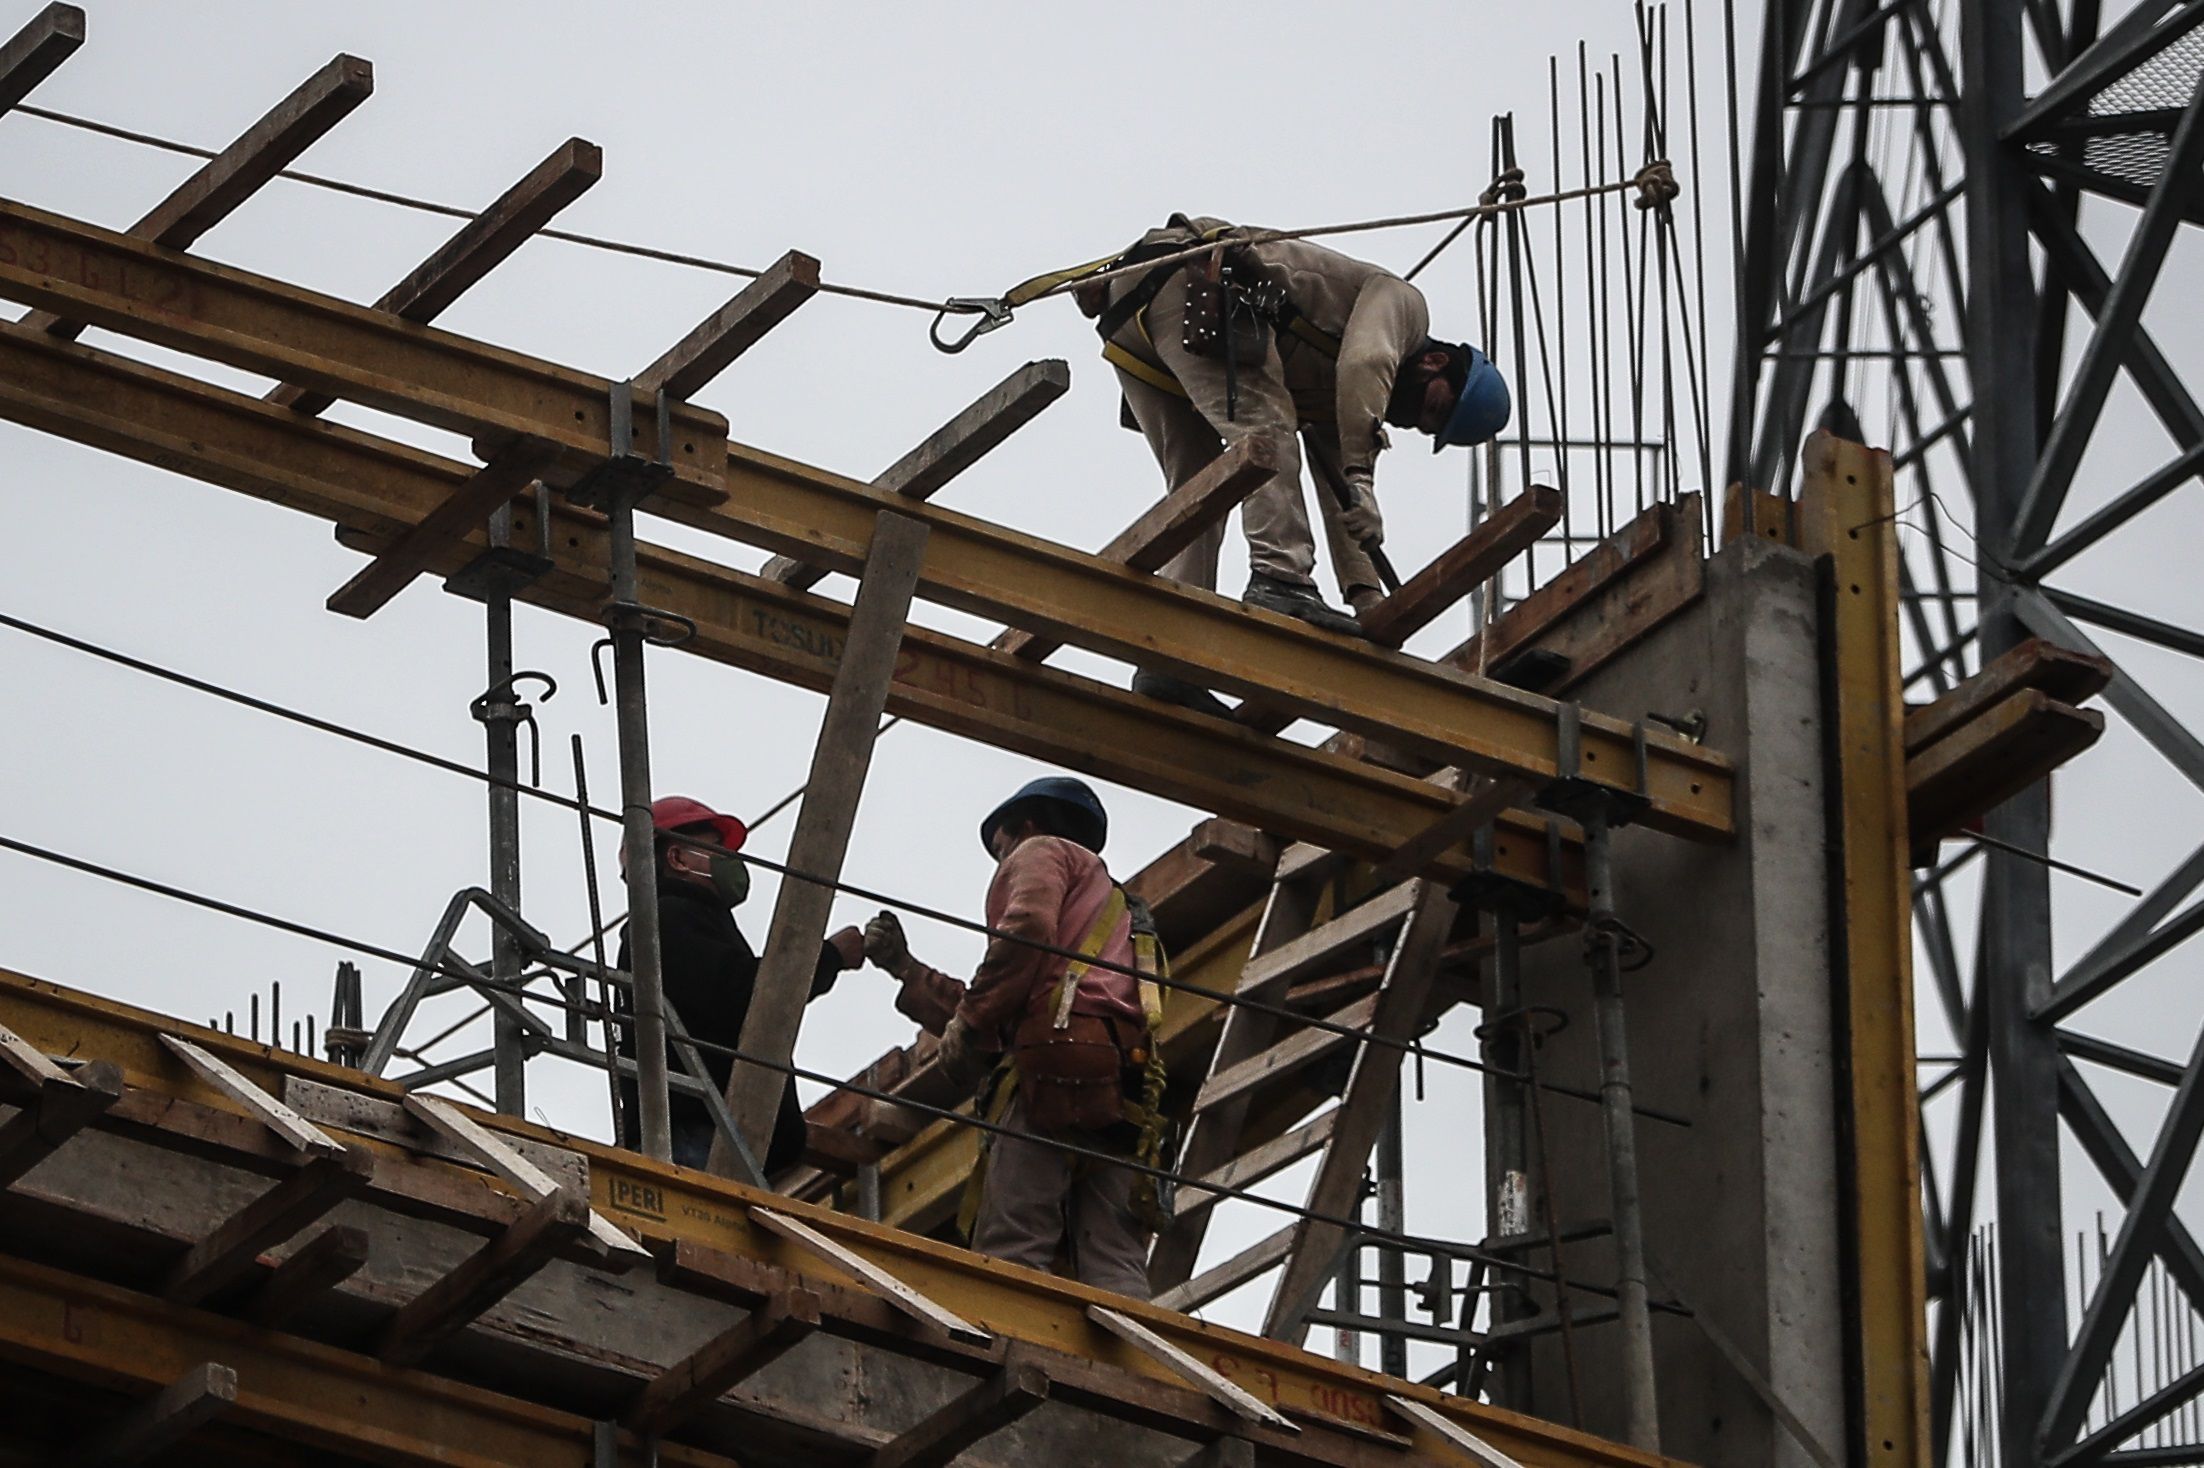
[1131,670,1236,719]
[1242,572,1368,638]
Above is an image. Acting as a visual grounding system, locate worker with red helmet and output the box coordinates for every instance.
[613,795,864,1175]
[862,776,1170,1298]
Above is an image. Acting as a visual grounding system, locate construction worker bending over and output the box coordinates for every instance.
[863,777,1169,1298]
[614,796,865,1174]
[1086,213,1512,716]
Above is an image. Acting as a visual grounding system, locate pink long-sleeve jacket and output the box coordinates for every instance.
[895,834,1142,1048]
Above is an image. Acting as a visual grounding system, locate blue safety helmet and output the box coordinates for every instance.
[979,775,1108,856]
[1431,347,1512,452]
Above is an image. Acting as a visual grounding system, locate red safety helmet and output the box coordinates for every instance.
[650,795,747,853]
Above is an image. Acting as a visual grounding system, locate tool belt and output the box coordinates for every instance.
[1086,216,1343,415]
[955,889,1177,1241]
[1012,1010,1148,1135]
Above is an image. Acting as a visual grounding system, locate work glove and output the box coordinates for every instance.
[1339,497,1384,545]
[863,910,911,975]
[935,1013,995,1091]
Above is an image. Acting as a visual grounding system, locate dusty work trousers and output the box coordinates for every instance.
[1109,262,1381,600]
[969,1096,1151,1299]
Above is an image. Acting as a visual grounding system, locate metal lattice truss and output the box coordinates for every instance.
[1730,0,2204,1463]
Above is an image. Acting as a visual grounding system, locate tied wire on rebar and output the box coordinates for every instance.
[0,820,1699,1325]
[0,605,1692,1130]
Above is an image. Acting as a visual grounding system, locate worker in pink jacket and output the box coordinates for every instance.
[864,777,1167,1298]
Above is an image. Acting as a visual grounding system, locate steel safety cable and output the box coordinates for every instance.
[0,822,1694,1314]
[0,607,1688,1126]
[13,103,1678,327]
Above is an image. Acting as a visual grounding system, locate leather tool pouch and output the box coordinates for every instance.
[1014,1012,1135,1135]
[1181,249,1270,365]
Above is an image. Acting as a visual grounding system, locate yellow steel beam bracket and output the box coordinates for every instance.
[0,196,1733,845]
[1797,431,1931,1467]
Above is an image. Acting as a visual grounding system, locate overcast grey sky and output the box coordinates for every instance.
[1,0,2198,1366]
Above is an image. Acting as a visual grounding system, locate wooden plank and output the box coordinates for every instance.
[27,53,374,339]
[402,1092,648,1265]
[747,1206,989,1346]
[1192,994,1379,1117]
[994,436,1284,661]
[639,249,821,399]
[1175,1111,1338,1220]
[1385,1394,1526,1468]
[1906,688,2105,849]
[868,1360,1052,1468]
[325,436,557,618]
[0,1018,69,1092]
[1444,496,1689,681]
[269,136,603,417]
[1263,881,1460,1342]
[1369,776,1534,887]
[0,4,83,117]
[376,1185,589,1366]
[283,1075,589,1191]
[1236,885,1419,1001]
[78,1361,236,1467]
[1189,819,1283,881]
[1088,1305,1298,1431]
[0,1059,120,1187]
[766,359,1072,590]
[160,1034,344,1155]
[163,1150,371,1305]
[626,1287,823,1436]
[240,1223,369,1328]
[1903,635,2112,756]
[1154,1225,1300,1314]
[721,512,930,1166]
[1356,487,1562,649]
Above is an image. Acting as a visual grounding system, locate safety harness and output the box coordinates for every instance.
[957,887,1175,1242]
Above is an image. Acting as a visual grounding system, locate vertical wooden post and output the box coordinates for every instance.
[717,512,930,1172]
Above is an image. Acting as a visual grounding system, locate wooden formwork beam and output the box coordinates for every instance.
[625,1287,822,1437]
[77,1360,237,1467]
[639,249,820,399]
[0,970,1679,1468]
[0,197,728,501]
[0,324,1582,899]
[869,1360,1052,1468]
[23,53,374,339]
[993,435,1284,661]
[239,1223,368,1328]
[0,1250,745,1468]
[162,1149,372,1306]
[0,4,84,117]
[269,135,604,417]
[723,511,928,1165]
[764,359,1072,590]
[1349,485,1563,651]
[0,198,1731,838]
[375,1185,589,1367]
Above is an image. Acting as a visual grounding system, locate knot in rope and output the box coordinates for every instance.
[1631,159,1682,212]
[1479,166,1529,208]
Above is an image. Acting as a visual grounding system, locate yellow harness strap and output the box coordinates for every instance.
[1049,886,1131,1029]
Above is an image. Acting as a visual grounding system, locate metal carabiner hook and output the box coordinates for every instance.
[928,297,1013,354]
